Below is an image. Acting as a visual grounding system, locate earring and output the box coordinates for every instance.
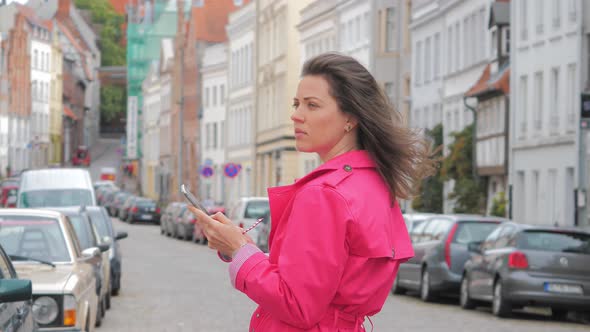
[345,124,352,132]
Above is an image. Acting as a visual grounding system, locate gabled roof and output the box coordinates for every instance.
[465,62,510,98]
[189,0,247,42]
[16,4,52,31]
[55,19,93,81]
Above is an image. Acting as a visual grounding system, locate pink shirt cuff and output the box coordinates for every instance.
[229,243,263,287]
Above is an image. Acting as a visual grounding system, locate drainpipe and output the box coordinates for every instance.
[463,96,478,182]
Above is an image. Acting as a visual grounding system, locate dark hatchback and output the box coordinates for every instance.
[461,223,590,318]
[124,199,160,224]
[85,206,127,296]
[393,214,505,301]
[0,243,35,332]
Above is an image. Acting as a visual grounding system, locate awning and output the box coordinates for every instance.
[63,106,77,120]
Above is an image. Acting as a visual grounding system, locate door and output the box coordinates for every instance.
[0,247,34,332]
[481,225,516,299]
[469,226,501,299]
[398,219,431,289]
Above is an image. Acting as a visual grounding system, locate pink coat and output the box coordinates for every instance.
[232,150,414,331]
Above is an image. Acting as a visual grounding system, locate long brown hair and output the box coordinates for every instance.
[301,53,436,201]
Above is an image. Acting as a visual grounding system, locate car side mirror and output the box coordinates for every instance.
[115,231,128,241]
[467,242,482,254]
[81,247,101,265]
[0,279,32,303]
[102,236,113,246]
[98,244,110,253]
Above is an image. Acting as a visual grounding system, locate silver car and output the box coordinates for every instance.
[0,209,99,331]
[461,223,590,319]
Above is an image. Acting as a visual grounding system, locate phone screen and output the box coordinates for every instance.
[180,184,209,214]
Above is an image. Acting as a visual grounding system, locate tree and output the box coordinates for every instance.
[412,124,444,213]
[100,85,126,122]
[490,191,507,217]
[441,125,487,214]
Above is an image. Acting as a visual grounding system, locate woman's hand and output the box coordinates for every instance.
[188,207,251,257]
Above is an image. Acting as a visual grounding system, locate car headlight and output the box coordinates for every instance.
[32,296,59,325]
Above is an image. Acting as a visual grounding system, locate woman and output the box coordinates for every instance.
[189,53,434,331]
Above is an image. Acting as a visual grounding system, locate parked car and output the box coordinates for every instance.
[461,223,590,318]
[85,206,127,298]
[1,185,18,208]
[17,168,96,208]
[72,146,90,167]
[393,214,505,301]
[257,211,271,253]
[125,198,160,224]
[105,191,131,216]
[160,202,182,236]
[118,196,139,221]
[51,207,110,327]
[227,197,270,246]
[166,203,187,238]
[0,209,99,331]
[0,243,36,332]
[177,208,196,240]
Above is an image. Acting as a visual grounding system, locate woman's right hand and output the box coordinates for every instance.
[188,207,250,257]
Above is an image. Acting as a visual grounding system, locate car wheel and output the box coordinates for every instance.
[420,269,436,302]
[95,299,103,327]
[391,273,406,295]
[460,275,476,310]
[492,279,512,317]
[552,308,568,321]
[106,286,112,310]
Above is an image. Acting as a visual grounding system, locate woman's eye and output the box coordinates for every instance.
[292,103,299,109]
[308,103,318,109]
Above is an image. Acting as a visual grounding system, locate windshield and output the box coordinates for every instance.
[244,201,270,219]
[20,189,93,208]
[0,215,71,262]
[87,211,110,242]
[518,231,590,254]
[77,151,87,159]
[137,200,156,208]
[66,215,94,249]
[454,222,500,244]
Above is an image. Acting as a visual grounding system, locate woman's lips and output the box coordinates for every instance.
[294,129,306,138]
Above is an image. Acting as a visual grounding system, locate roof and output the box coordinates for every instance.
[465,63,510,98]
[0,208,64,219]
[15,4,52,31]
[190,0,246,42]
[55,19,93,80]
[63,106,77,120]
[489,1,510,28]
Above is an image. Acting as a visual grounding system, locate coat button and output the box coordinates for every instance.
[343,165,352,172]
[256,313,260,318]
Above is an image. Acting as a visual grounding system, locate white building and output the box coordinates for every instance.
[30,22,52,169]
[337,0,373,72]
[141,61,161,201]
[410,0,444,131]
[296,0,339,176]
[200,43,228,204]
[510,0,582,226]
[0,33,8,175]
[157,38,174,203]
[226,1,255,204]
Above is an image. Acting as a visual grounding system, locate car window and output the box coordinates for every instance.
[0,215,71,262]
[454,222,501,245]
[517,230,590,254]
[244,200,270,219]
[432,219,454,241]
[88,211,110,241]
[494,225,515,249]
[481,226,503,251]
[422,219,441,242]
[64,219,82,257]
[137,200,156,208]
[66,215,95,249]
[20,189,93,208]
[0,248,15,279]
[410,219,430,243]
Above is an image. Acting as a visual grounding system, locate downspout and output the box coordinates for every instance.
[463,96,478,182]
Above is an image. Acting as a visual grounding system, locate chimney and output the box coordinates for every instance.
[58,0,71,16]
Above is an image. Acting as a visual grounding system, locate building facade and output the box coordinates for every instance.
[337,0,373,71]
[141,62,161,201]
[0,34,8,176]
[49,22,62,165]
[254,0,312,195]
[200,43,228,204]
[226,1,256,204]
[157,38,174,204]
[510,0,582,226]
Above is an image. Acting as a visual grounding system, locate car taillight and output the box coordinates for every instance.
[156,208,161,214]
[508,251,529,269]
[132,207,138,213]
[445,224,458,268]
[191,218,197,224]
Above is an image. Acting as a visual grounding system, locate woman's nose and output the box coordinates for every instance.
[290,107,304,123]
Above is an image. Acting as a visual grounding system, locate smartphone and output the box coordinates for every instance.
[180,184,209,214]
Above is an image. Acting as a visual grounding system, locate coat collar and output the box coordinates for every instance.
[295,150,375,184]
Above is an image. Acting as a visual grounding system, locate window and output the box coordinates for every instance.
[553,0,561,28]
[424,37,431,82]
[384,82,394,103]
[220,120,224,147]
[534,72,544,130]
[212,122,218,149]
[220,85,225,105]
[447,26,453,74]
[536,0,544,34]
[34,50,38,69]
[434,33,440,79]
[355,16,361,43]
[550,67,559,129]
[463,17,470,66]
[212,86,217,106]
[455,22,460,71]
[205,87,209,107]
[415,41,422,85]
[385,7,396,51]
[568,0,576,22]
[520,0,528,40]
[503,28,511,55]
[567,64,576,127]
[532,170,540,220]
[519,75,528,134]
[491,27,498,58]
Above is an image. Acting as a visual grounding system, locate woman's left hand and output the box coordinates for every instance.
[188,207,250,257]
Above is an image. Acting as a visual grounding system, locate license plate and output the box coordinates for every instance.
[141,214,152,220]
[544,283,583,295]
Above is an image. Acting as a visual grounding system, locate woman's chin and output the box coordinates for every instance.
[295,142,314,153]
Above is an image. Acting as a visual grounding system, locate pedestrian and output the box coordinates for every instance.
[189,53,435,331]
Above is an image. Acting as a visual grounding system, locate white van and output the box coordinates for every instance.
[17,168,96,208]
[227,197,270,246]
